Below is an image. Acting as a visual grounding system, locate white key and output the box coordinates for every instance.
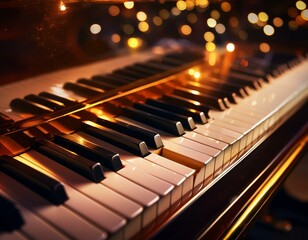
[76,132,185,206]
[117,117,215,186]
[145,153,195,198]
[16,153,134,238]
[0,172,108,240]
[102,170,159,228]
[0,190,69,240]
[183,131,230,174]
[117,164,174,216]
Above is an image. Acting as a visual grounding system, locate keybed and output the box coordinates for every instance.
[0,47,307,240]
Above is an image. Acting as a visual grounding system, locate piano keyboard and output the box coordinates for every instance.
[0,47,307,240]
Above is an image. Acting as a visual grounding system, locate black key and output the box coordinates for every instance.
[183,84,232,108]
[54,134,123,171]
[96,117,163,149]
[77,78,115,91]
[134,62,170,72]
[10,98,53,115]
[162,94,210,118]
[133,102,196,130]
[81,121,150,157]
[197,78,248,98]
[36,139,105,182]
[0,112,14,128]
[146,98,207,124]
[92,75,128,86]
[107,73,136,82]
[149,58,181,67]
[24,94,65,110]
[0,193,24,232]
[190,81,239,104]
[125,65,160,75]
[121,106,185,136]
[38,92,77,106]
[227,73,262,90]
[231,65,267,81]
[113,68,148,79]
[173,87,226,111]
[0,155,68,205]
[63,82,103,97]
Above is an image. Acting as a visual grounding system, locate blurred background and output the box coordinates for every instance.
[1,0,307,84]
[0,1,307,239]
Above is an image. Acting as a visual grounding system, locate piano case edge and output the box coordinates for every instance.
[149,102,308,240]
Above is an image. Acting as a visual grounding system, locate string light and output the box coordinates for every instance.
[215,23,226,34]
[153,16,163,26]
[296,1,306,10]
[207,18,217,28]
[259,43,270,53]
[226,43,235,52]
[221,2,231,12]
[138,22,149,32]
[137,11,147,21]
[176,0,187,11]
[204,31,215,41]
[258,12,269,22]
[273,17,284,27]
[205,42,216,52]
[108,6,120,16]
[111,34,121,43]
[90,24,101,34]
[127,37,142,49]
[301,9,308,21]
[59,2,66,11]
[180,25,192,35]
[124,1,134,9]
[248,13,258,24]
[263,24,275,36]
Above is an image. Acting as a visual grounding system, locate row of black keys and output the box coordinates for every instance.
[0,50,291,232]
[1,51,280,210]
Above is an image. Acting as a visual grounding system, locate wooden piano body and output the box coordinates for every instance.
[0,1,307,239]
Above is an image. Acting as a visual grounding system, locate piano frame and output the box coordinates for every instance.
[150,102,307,240]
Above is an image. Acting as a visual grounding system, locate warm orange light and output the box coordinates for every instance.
[176,0,187,11]
[273,17,284,27]
[127,37,142,49]
[193,71,201,79]
[302,9,308,21]
[205,42,216,52]
[211,10,220,20]
[153,16,163,26]
[60,2,66,11]
[136,11,147,21]
[187,13,198,23]
[258,12,269,22]
[296,1,306,10]
[221,2,231,12]
[124,1,134,9]
[207,18,217,28]
[108,5,120,16]
[204,31,215,41]
[259,43,270,53]
[188,68,195,75]
[138,22,149,32]
[180,25,192,35]
[226,43,235,52]
[111,34,121,43]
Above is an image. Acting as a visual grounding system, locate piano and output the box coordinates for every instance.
[0,0,307,239]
